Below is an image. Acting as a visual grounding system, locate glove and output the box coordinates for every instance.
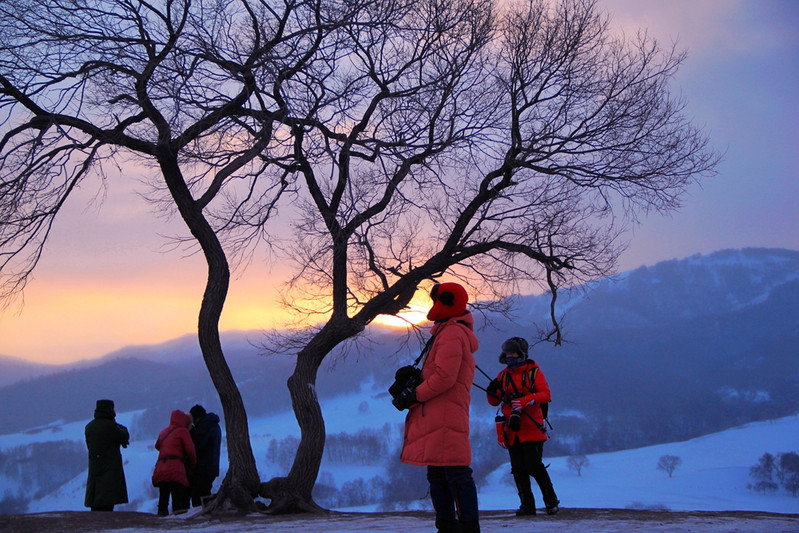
[498,440,508,450]
[511,399,522,410]
[392,387,418,411]
[486,379,502,397]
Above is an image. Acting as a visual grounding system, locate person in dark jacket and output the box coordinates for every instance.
[152,410,197,516]
[188,404,222,507]
[84,399,129,511]
[394,282,481,533]
[487,337,560,516]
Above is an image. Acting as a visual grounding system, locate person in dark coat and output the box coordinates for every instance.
[188,404,222,507]
[152,410,197,516]
[84,399,129,511]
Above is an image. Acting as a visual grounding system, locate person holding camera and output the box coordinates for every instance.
[84,399,129,512]
[392,282,481,533]
[486,337,559,517]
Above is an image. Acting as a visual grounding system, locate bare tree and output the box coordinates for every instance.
[250,0,718,513]
[0,0,364,512]
[567,454,590,477]
[657,455,682,478]
[2,0,719,515]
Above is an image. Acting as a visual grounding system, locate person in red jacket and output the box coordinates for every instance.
[487,337,560,516]
[393,282,481,533]
[152,410,198,516]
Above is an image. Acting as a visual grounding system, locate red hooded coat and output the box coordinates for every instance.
[152,410,197,487]
[400,312,479,466]
[487,360,551,444]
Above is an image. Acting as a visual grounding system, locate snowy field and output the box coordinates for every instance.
[2,381,798,526]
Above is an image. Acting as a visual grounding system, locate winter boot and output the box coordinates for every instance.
[513,471,536,516]
[460,519,481,533]
[435,517,461,533]
[543,487,560,515]
[545,498,560,515]
[534,465,560,515]
[515,490,536,516]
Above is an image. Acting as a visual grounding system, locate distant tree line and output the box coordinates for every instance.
[264,421,512,509]
[749,452,799,496]
[313,473,389,509]
[0,441,85,514]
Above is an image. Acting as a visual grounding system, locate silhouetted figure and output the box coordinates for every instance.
[188,404,222,507]
[152,410,197,516]
[84,399,129,511]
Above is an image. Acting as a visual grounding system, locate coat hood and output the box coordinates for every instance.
[170,409,192,428]
[200,412,221,425]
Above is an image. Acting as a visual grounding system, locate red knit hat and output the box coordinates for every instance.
[426,282,469,322]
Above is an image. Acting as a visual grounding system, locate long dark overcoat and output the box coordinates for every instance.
[84,412,129,508]
[190,412,222,479]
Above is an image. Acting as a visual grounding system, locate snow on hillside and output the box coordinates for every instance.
[3,378,797,517]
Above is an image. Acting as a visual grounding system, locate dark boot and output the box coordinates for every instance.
[460,519,481,533]
[435,517,461,533]
[513,471,536,516]
[515,491,536,516]
[542,485,560,515]
[541,481,559,515]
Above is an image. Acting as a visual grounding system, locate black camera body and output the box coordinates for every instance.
[508,409,522,431]
[389,365,422,399]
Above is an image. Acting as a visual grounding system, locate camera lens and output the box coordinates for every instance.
[508,410,521,431]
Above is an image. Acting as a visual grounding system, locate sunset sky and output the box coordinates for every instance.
[1,0,797,365]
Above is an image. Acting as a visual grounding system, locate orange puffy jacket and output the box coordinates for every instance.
[487,360,551,445]
[152,410,197,487]
[400,312,479,466]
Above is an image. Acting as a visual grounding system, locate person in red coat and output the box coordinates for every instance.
[394,282,481,533]
[487,337,559,516]
[152,410,197,516]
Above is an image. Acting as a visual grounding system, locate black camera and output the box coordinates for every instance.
[389,365,422,399]
[508,409,522,431]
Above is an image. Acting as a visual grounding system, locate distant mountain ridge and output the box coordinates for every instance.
[0,247,797,456]
[0,354,60,389]
[576,247,799,326]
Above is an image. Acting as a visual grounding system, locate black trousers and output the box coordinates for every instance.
[427,465,480,531]
[157,482,190,515]
[508,440,558,509]
[190,474,215,507]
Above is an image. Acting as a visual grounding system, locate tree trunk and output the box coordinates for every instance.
[259,350,326,513]
[159,157,260,511]
[197,244,261,510]
[260,320,363,513]
[191,222,260,510]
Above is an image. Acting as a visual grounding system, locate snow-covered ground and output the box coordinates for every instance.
[2,381,798,518]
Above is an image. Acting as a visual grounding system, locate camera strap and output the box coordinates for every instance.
[412,334,437,368]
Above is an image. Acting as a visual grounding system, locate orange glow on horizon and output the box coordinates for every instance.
[372,304,429,329]
[0,274,290,365]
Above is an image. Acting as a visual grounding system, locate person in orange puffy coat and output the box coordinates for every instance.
[152,410,197,516]
[486,337,559,516]
[394,282,481,533]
